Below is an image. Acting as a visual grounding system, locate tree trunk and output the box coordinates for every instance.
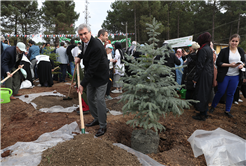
[177,9,179,38]
[212,0,216,43]
[167,6,170,39]
[237,13,240,34]
[134,4,137,42]
[14,15,18,46]
[138,24,140,44]
[230,24,232,38]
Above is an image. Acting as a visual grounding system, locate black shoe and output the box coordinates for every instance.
[192,114,206,121]
[196,113,209,119]
[106,108,110,113]
[224,112,233,118]
[95,127,107,137]
[85,119,99,127]
[209,107,215,113]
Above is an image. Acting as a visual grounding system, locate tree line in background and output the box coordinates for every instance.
[1,0,79,45]
[102,1,246,49]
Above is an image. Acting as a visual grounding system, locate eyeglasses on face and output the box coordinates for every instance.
[79,32,89,36]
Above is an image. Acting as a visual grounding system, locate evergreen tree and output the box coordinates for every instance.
[1,0,41,44]
[119,18,191,134]
[41,1,79,44]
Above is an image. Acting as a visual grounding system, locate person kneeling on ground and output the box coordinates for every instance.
[36,55,54,87]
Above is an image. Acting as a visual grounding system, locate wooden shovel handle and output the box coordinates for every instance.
[76,63,85,134]
[67,66,77,97]
[1,65,24,84]
[52,66,60,71]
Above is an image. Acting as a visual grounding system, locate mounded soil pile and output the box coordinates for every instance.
[38,134,141,166]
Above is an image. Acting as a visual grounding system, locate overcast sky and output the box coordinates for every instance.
[34,0,115,43]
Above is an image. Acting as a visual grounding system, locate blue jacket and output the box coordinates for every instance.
[1,46,22,77]
[2,42,10,52]
[29,44,40,60]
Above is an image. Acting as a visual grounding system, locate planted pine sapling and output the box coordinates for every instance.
[120,18,191,136]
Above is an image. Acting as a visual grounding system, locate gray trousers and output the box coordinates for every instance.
[30,58,37,79]
[5,67,21,95]
[87,83,107,128]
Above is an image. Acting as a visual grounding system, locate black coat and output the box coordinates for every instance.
[154,52,181,78]
[66,44,76,62]
[216,47,245,82]
[183,52,197,90]
[193,44,214,112]
[1,46,22,77]
[37,59,54,87]
[78,36,109,88]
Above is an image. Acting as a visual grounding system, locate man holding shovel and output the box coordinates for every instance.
[1,42,26,100]
[75,24,109,137]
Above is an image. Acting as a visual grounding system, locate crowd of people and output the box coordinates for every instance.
[175,33,246,120]
[1,26,246,136]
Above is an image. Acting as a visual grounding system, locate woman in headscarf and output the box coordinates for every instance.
[209,34,245,118]
[175,48,184,86]
[192,32,214,121]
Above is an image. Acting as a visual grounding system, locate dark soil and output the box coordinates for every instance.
[1,79,246,166]
[38,134,141,166]
[1,150,12,157]
[32,96,79,110]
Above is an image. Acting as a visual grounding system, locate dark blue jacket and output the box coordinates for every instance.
[1,46,22,77]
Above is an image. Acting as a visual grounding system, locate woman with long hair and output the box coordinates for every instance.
[209,34,245,117]
[111,42,124,93]
[192,32,214,121]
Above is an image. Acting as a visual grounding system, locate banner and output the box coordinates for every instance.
[111,38,131,47]
[59,37,80,44]
[164,35,193,48]
[2,33,135,38]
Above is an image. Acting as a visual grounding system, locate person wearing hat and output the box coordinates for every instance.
[105,44,117,100]
[1,42,27,100]
[192,32,214,121]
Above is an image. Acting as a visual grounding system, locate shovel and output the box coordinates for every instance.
[1,65,24,84]
[76,63,85,134]
[63,67,77,100]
